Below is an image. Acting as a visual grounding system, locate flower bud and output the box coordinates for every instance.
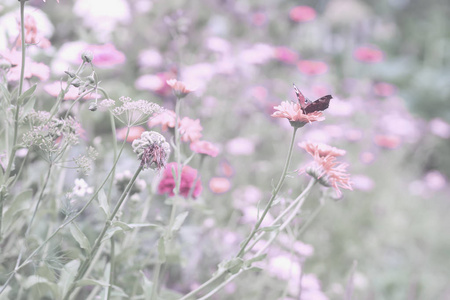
[71,79,81,87]
[86,72,95,84]
[89,102,98,111]
[132,131,171,170]
[64,70,76,78]
[81,50,93,64]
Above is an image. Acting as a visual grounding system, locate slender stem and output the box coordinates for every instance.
[17,0,26,97]
[106,238,115,300]
[63,87,96,119]
[236,127,298,257]
[62,165,143,300]
[178,272,227,300]
[187,154,205,200]
[150,261,162,300]
[196,272,243,300]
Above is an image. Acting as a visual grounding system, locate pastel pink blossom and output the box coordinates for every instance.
[352,174,375,191]
[44,82,97,100]
[274,46,298,64]
[225,138,255,156]
[166,79,196,97]
[297,60,328,75]
[190,140,220,157]
[0,49,49,82]
[429,118,450,138]
[208,177,231,194]
[299,141,346,157]
[272,101,325,125]
[158,162,202,198]
[374,134,401,149]
[16,14,51,49]
[148,110,176,131]
[116,126,145,143]
[354,46,384,63]
[289,6,316,22]
[179,117,203,142]
[424,170,446,191]
[373,82,396,97]
[81,44,126,67]
[135,72,174,96]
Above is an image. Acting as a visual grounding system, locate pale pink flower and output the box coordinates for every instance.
[16,14,51,49]
[373,82,396,97]
[251,12,267,26]
[424,170,446,191]
[190,140,219,157]
[289,6,316,22]
[209,177,231,194]
[352,174,375,191]
[82,43,125,67]
[226,137,255,156]
[166,79,196,98]
[429,118,450,138]
[298,141,346,157]
[116,126,145,143]
[272,101,325,126]
[0,49,49,82]
[274,46,298,64]
[44,81,98,100]
[158,162,202,198]
[354,46,384,63]
[148,110,176,131]
[374,134,401,149]
[135,72,174,96]
[179,117,203,142]
[297,60,328,75]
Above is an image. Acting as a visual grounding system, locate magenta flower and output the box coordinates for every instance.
[158,162,202,198]
[289,6,316,22]
[190,140,219,157]
[274,47,298,64]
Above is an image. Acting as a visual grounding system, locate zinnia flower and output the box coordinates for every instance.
[298,141,346,157]
[272,101,325,127]
[148,110,176,131]
[132,131,171,170]
[167,79,196,98]
[158,162,202,198]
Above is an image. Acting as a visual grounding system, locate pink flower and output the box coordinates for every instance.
[374,134,401,149]
[297,60,328,75]
[274,47,298,64]
[429,118,450,138]
[289,6,316,22]
[167,79,196,98]
[251,12,267,26]
[298,141,346,157]
[209,177,231,194]
[44,81,98,100]
[16,14,51,49]
[179,117,203,142]
[116,126,145,143]
[225,138,255,156]
[158,162,202,198]
[82,44,125,68]
[148,110,176,131]
[135,72,175,96]
[0,49,49,82]
[272,101,325,127]
[190,140,220,157]
[373,82,396,97]
[354,46,384,63]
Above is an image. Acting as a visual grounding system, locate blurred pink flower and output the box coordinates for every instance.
[241,206,274,226]
[44,82,98,100]
[327,98,355,117]
[373,82,396,97]
[274,46,298,64]
[158,162,202,198]
[148,110,176,131]
[232,185,262,207]
[226,137,255,156]
[299,141,346,157]
[289,6,316,22]
[82,44,125,67]
[374,134,401,149]
[219,159,235,177]
[352,174,375,191]
[135,72,174,96]
[0,49,49,82]
[239,44,274,65]
[272,101,325,126]
[116,126,145,143]
[354,46,384,63]
[360,151,375,164]
[209,177,231,194]
[179,117,203,142]
[190,140,219,157]
[138,48,163,68]
[424,170,446,191]
[297,60,328,75]
[251,12,267,26]
[429,118,450,138]
[167,79,196,98]
[16,14,51,49]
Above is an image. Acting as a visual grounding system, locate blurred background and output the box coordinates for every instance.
[1,0,450,299]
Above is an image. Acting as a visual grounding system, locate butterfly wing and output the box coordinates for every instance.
[293,84,308,110]
[304,95,332,114]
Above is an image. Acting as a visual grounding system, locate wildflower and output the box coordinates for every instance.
[116,126,146,143]
[354,46,384,63]
[72,178,93,197]
[289,6,316,22]
[16,14,51,49]
[158,162,202,198]
[297,60,328,75]
[167,79,196,98]
[300,141,352,197]
[190,140,220,157]
[429,118,450,138]
[373,134,401,149]
[132,131,171,170]
[81,44,125,68]
[0,49,49,82]
[272,101,325,128]
[148,110,176,131]
[135,72,174,96]
[274,47,298,64]
[110,96,162,126]
[74,146,98,175]
[209,177,231,194]
[179,117,203,142]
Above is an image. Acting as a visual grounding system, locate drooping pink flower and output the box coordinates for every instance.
[209,177,231,194]
[0,49,49,82]
[81,44,125,68]
[44,81,98,100]
[354,46,384,63]
[289,6,316,22]
[272,101,325,126]
[158,162,202,198]
[148,110,176,131]
[298,141,346,157]
[167,79,196,98]
[274,47,298,64]
[116,126,145,143]
[179,117,203,142]
[190,140,220,157]
[297,60,328,75]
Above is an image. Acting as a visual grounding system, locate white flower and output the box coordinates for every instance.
[72,178,93,197]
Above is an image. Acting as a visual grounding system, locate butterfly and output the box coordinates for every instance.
[293,84,332,114]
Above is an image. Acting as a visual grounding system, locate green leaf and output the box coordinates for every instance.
[97,188,109,217]
[18,84,37,104]
[171,211,189,232]
[158,237,166,263]
[0,83,11,103]
[76,278,109,288]
[141,271,154,299]
[22,275,59,298]
[3,189,32,232]
[58,260,80,296]
[101,226,124,243]
[69,223,91,252]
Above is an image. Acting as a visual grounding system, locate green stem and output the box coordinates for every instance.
[63,87,96,119]
[178,272,227,300]
[106,238,115,300]
[62,165,143,300]
[236,127,298,257]
[150,261,162,300]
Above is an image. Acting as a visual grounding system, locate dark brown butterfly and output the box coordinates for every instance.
[293,84,332,114]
